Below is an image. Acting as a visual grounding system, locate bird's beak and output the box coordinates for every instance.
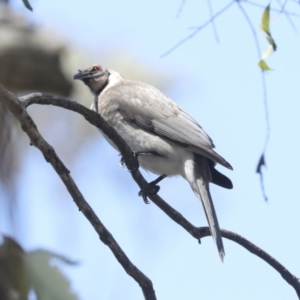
[73,68,108,81]
[73,70,84,80]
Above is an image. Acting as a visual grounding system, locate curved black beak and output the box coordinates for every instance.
[73,71,84,80]
[73,69,108,81]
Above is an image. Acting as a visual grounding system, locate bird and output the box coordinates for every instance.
[73,64,233,261]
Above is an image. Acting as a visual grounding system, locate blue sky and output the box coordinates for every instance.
[5,0,300,299]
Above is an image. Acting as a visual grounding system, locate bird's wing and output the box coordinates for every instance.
[105,81,232,169]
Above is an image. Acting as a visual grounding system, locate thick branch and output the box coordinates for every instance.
[11,91,300,298]
[0,86,157,300]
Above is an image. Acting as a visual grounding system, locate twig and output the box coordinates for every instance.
[18,92,300,298]
[245,0,300,18]
[176,0,186,18]
[0,87,157,300]
[161,1,235,57]
[167,0,299,57]
[236,1,270,202]
[207,0,220,43]
[275,0,297,32]
[195,227,300,298]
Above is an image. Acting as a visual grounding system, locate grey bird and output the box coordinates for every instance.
[74,65,233,260]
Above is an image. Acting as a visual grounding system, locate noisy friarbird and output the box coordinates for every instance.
[74,65,233,260]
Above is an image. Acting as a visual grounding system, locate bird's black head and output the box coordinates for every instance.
[73,64,110,95]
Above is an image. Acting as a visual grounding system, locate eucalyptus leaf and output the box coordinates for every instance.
[25,250,79,300]
[258,4,277,70]
[258,60,272,71]
[261,45,275,60]
[260,4,271,35]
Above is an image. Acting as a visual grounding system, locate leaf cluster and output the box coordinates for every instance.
[0,236,78,300]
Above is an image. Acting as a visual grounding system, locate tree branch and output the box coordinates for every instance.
[0,86,157,300]
[4,89,300,298]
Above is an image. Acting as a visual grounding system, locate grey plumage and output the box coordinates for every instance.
[74,65,233,261]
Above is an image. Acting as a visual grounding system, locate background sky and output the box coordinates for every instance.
[2,0,300,299]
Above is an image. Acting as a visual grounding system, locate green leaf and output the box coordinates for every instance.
[0,237,78,300]
[260,4,271,35]
[22,0,33,11]
[258,60,272,71]
[258,4,277,70]
[261,45,275,60]
[0,236,30,299]
[25,250,79,300]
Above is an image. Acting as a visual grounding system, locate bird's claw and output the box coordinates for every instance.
[138,190,150,204]
[119,155,139,172]
[138,184,160,204]
[119,156,126,168]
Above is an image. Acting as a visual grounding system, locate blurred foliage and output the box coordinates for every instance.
[0,3,172,227]
[0,236,78,300]
[0,46,72,96]
[0,4,73,225]
[0,6,72,96]
[0,236,29,300]
[0,101,22,225]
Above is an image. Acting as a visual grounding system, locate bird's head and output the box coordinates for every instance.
[73,64,110,95]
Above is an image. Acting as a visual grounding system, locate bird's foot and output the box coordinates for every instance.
[119,156,126,168]
[138,184,160,204]
[138,175,166,204]
[119,153,139,172]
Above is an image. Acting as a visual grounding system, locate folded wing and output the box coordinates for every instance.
[105,80,233,170]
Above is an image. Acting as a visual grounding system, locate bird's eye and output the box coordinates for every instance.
[92,65,102,72]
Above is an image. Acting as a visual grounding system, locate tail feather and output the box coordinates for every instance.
[207,158,233,189]
[210,167,233,189]
[185,155,225,261]
[196,178,225,261]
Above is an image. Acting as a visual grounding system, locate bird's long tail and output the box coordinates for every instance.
[185,156,225,261]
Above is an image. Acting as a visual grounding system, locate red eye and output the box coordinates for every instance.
[92,65,102,72]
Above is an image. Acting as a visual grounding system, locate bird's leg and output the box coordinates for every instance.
[138,174,167,204]
[119,151,166,203]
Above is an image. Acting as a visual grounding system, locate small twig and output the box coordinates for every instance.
[161,1,235,57]
[236,1,270,202]
[176,0,186,18]
[245,0,300,18]
[207,0,220,43]
[170,0,299,58]
[195,227,300,298]
[278,0,289,12]
[0,87,156,300]
[275,0,298,32]
[18,92,300,298]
